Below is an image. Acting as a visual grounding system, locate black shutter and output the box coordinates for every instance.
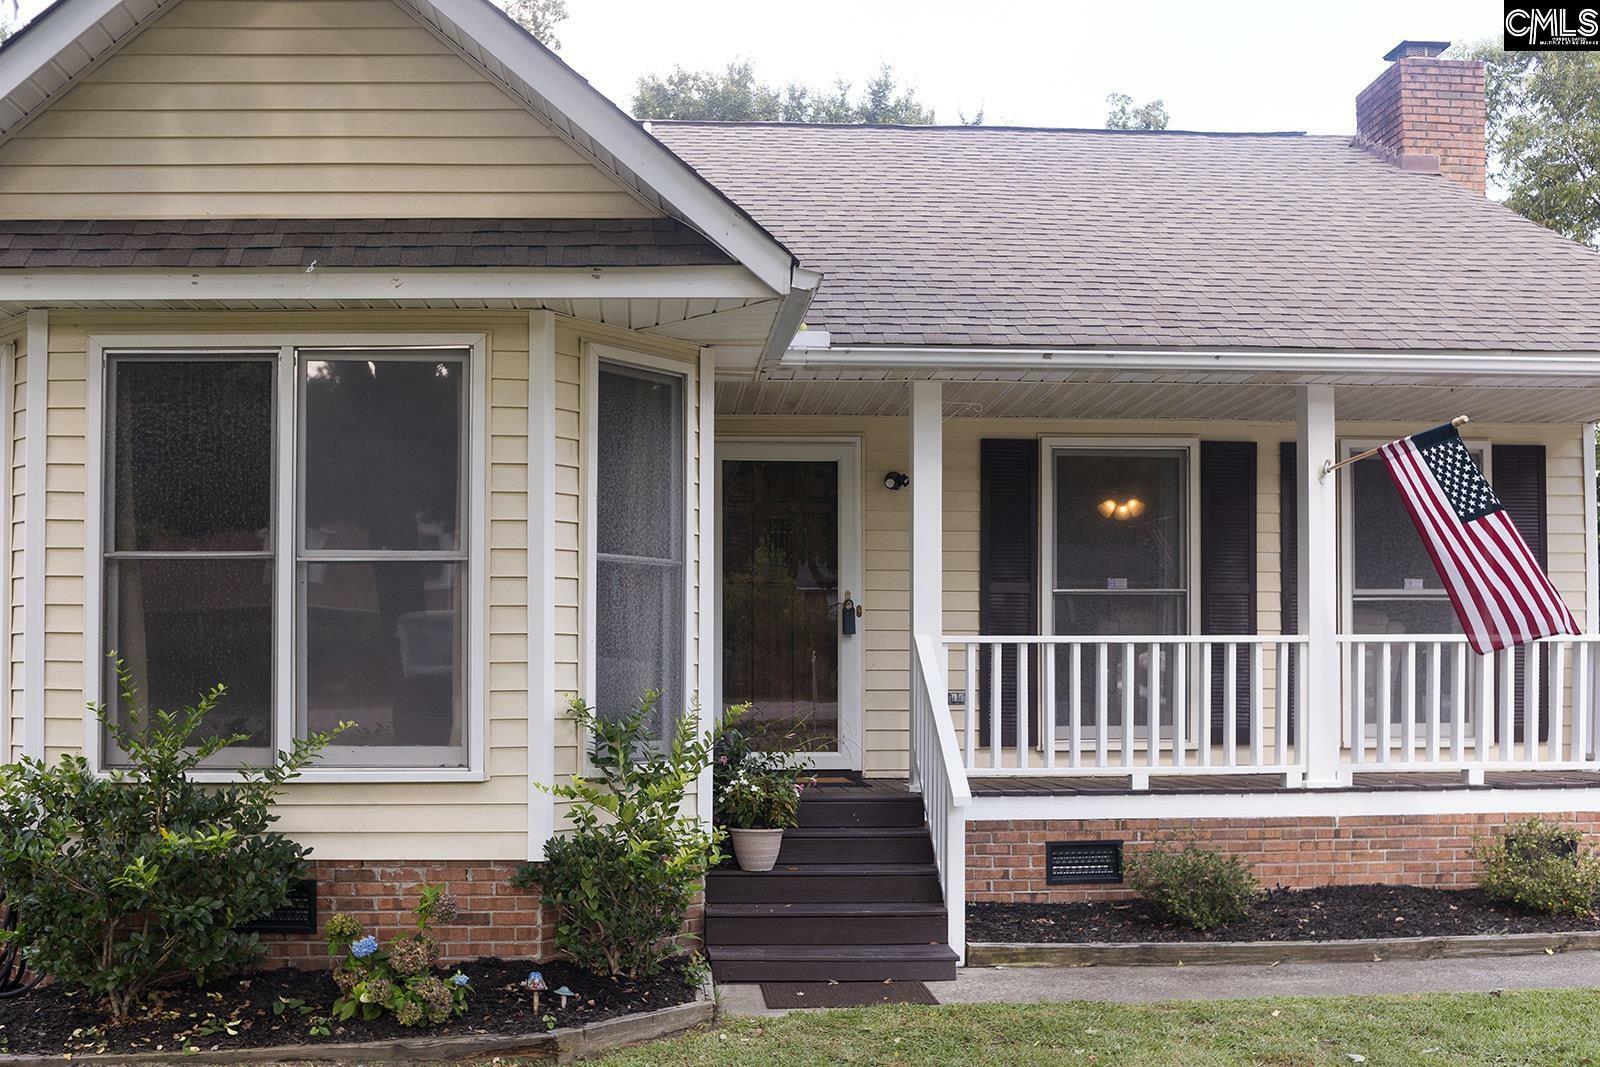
[1493,445,1550,743]
[1200,442,1257,744]
[979,439,1038,748]
[1279,441,1298,744]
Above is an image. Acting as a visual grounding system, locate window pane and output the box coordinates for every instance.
[1051,593,1186,730]
[302,561,464,757]
[1055,450,1184,590]
[1351,449,1482,593]
[303,355,462,552]
[111,359,272,552]
[596,365,683,561]
[596,558,684,744]
[108,557,273,751]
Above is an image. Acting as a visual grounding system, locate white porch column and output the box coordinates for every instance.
[1297,384,1343,787]
[909,380,944,784]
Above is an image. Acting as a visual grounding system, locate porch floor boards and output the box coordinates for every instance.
[964,770,1600,797]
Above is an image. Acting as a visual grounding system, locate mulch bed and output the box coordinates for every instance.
[969,884,1600,944]
[0,957,697,1057]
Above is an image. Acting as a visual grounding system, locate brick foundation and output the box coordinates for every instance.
[968,812,1600,903]
[258,860,550,968]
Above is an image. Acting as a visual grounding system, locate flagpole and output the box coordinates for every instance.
[1319,415,1469,481]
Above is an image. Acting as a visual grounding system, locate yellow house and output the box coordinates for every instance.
[1,3,1599,982]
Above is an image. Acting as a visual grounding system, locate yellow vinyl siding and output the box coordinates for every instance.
[15,309,699,858]
[713,416,1591,776]
[0,0,657,220]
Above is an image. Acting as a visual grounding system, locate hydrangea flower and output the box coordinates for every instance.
[451,972,469,987]
[350,935,379,959]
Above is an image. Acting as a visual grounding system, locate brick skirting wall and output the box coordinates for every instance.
[258,861,547,968]
[256,860,705,969]
[968,813,1600,903]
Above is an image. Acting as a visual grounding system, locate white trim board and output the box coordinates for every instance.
[527,311,559,857]
[20,311,45,760]
[781,345,1600,380]
[83,330,490,784]
[967,785,1600,822]
[0,267,774,304]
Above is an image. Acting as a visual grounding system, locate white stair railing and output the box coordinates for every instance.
[909,632,972,962]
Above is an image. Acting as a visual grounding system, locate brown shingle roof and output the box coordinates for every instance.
[652,123,1600,352]
[0,218,734,270]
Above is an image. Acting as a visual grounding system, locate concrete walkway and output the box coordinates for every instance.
[718,950,1600,1017]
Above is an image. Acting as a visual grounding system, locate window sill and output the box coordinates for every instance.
[95,766,490,785]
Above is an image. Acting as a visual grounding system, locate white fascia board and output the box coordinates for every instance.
[0,0,138,106]
[0,265,773,303]
[421,0,798,297]
[756,285,819,371]
[781,344,1600,379]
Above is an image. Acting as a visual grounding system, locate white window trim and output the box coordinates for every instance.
[1337,435,1493,749]
[1038,435,1203,749]
[580,342,696,758]
[84,332,489,784]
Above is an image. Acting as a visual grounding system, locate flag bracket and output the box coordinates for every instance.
[1318,415,1470,482]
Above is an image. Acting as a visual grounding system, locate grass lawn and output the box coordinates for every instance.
[589,989,1600,1066]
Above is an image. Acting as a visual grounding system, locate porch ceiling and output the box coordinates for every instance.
[715,368,1600,423]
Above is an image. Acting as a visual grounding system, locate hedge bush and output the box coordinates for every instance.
[1126,841,1262,930]
[1475,817,1600,916]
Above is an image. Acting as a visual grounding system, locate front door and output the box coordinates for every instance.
[718,439,863,769]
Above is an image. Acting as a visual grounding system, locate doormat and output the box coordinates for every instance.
[760,981,938,1009]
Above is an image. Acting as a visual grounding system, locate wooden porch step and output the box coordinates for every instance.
[705,901,947,945]
[796,793,925,828]
[778,826,934,865]
[705,863,943,904]
[707,942,959,983]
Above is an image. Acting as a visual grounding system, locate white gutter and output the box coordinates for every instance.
[755,268,822,372]
[780,344,1600,379]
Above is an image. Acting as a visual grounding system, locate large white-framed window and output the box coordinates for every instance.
[1339,437,1492,739]
[86,333,488,782]
[1040,437,1201,744]
[581,344,695,749]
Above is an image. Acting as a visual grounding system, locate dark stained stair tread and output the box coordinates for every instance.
[707,943,959,983]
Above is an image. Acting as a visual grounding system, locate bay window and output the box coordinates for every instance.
[100,342,479,773]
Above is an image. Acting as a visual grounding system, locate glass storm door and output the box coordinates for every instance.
[718,440,862,769]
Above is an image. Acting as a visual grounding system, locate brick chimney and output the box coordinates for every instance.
[1355,40,1486,195]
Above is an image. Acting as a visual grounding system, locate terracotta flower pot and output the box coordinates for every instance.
[730,827,785,872]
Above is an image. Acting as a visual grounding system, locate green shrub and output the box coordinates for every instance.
[0,661,343,1020]
[512,691,719,978]
[1475,817,1600,916]
[325,886,470,1027]
[1126,841,1262,930]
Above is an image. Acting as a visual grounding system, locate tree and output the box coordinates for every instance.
[499,0,567,49]
[632,62,939,124]
[1105,93,1169,130]
[1457,42,1600,245]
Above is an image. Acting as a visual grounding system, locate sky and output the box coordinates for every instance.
[8,0,1503,134]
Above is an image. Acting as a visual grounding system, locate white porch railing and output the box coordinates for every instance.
[942,635,1309,785]
[1341,635,1600,776]
[940,633,1600,783]
[908,632,971,961]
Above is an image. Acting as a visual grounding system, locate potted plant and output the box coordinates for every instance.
[713,704,811,872]
[718,765,804,871]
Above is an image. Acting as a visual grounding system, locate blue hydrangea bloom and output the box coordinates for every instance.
[350,935,379,959]
[452,973,470,987]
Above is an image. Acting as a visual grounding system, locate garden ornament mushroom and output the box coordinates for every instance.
[523,970,547,1012]
[553,985,575,1009]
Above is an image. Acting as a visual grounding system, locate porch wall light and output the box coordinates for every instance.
[884,471,910,491]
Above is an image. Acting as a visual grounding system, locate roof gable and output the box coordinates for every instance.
[0,0,801,292]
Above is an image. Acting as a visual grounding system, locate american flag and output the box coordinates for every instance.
[1380,423,1578,655]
